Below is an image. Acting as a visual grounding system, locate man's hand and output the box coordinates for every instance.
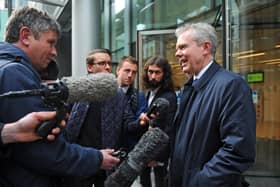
[100,149,120,170]
[139,112,159,126]
[1,111,66,144]
[139,113,150,126]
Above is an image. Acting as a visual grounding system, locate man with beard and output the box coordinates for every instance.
[139,56,177,187]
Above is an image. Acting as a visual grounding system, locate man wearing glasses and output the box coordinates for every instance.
[60,49,148,187]
[86,49,113,73]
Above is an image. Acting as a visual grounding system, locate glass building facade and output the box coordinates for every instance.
[0,0,279,186]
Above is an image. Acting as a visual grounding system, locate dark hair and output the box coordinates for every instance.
[86,48,112,64]
[118,55,138,68]
[5,6,61,43]
[142,56,174,91]
[39,59,59,80]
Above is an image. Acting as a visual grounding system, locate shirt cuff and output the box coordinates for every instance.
[0,122,5,147]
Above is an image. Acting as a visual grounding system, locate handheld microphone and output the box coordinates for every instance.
[145,98,170,128]
[104,127,169,187]
[146,97,170,118]
[0,73,118,137]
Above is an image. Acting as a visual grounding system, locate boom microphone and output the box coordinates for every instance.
[104,127,169,187]
[0,73,118,103]
[61,73,118,103]
[0,73,118,137]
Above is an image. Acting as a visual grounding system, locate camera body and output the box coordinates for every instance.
[35,81,69,137]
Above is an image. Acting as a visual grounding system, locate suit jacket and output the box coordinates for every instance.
[65,89,143,149]
[170,61,256,187]
[123,86,147,151]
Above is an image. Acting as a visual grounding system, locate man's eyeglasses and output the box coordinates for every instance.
[92,61,112,66]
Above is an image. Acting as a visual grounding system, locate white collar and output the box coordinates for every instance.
[193,60,213,80]
[120,86,129,93]
[150,87,160,96]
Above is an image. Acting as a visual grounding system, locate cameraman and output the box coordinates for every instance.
[0,7,119,187]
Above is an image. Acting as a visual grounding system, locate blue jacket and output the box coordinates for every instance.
[64,89,143,149]
[123,86,147,150]
[0,42,103,187]
[125,86,147,118]
[170,61,256,187]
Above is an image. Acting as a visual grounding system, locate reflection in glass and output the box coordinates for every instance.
[230,0,280,177]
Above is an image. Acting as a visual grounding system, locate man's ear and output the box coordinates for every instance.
[116,66,121,76]
[202,41,212,55]
[19,26,32,46]
[86,63,94,73]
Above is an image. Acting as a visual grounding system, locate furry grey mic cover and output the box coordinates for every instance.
[104,127,169,187]
[61,73,118,103]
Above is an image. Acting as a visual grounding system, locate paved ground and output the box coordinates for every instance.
[92,177,142,187]
[131,177,142,187]
[93,175,154,187]
[132,172,156,187]
[93,171,155,187]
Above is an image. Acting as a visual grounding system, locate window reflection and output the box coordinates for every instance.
[230,0,280,176]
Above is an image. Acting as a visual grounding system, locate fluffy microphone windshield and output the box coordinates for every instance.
[104,127,169,187]
[61,73,118,103]
[146,97,170,118]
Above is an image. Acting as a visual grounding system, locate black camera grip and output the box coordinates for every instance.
[36,107,67,137]
[111,148,128,160]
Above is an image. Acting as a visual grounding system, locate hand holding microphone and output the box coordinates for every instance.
[104,127,169,187]
[100,149,121,170]
[104,98,170,186]
[146,98,170,118]
[139,98,170,126]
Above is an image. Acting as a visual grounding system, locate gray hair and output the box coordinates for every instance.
[175,22,218,57]
[5,6,61,43]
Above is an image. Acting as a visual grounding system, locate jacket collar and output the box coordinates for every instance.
[0,42,42,81]
[187,61,221,91]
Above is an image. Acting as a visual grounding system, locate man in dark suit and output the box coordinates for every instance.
[116,55,147,151]
[61,49,148,187]
[170,22,255,187]
[139,56,177,187]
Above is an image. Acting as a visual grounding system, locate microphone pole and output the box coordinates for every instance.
[0,89,44,98]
